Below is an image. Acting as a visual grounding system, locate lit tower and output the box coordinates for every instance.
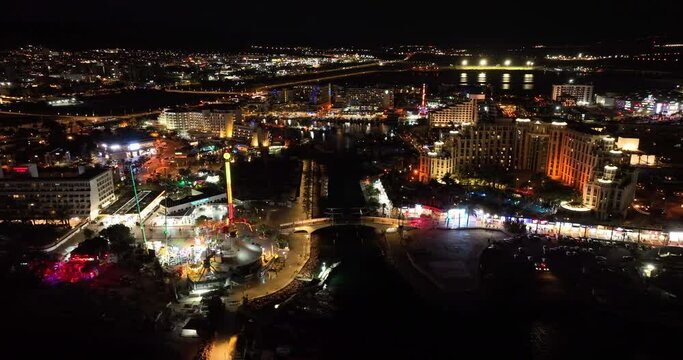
[419,83,428,116]
[328,83,333,106]
[223,152,235,224]
[129,164,148,249]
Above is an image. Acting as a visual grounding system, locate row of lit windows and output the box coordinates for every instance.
[5,193,90,199]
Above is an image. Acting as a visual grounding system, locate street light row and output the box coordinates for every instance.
[460,59,535,66]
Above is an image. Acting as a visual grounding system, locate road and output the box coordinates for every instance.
[49,221,107,256]
[226,232,309,302]
[139,139,184,182]
[164,89,252,95]
[0,109,161,123]
[264,159,320,225]
[255,67,406,91]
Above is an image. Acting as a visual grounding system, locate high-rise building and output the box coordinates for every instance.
[271,88,294,104]
[429,99,478,127]
[418,141,453,183]
[420,119,639,219]
[0,165,115,221]
[231,124,253,143]
[582,142,638,220]
[552,84,594,105]
[158,108,241,138]
[451,122,517,171]
[336,87,394,112]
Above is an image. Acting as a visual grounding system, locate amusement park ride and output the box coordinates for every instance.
[37,147,260,286]
[193,249,219,281]
[184,149,262,286]
[223,151,237,237]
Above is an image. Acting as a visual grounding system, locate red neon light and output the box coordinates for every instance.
[421,204,443,213]
[13,166,29,173]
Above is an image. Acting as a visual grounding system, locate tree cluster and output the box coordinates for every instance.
[503,219,527,235]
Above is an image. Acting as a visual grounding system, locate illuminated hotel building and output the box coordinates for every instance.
[231,124,254,143]
[451,123,516,171]
[336,87,394,112]
[429,99,478,127]
[158,108,241,138]
[418,141,453,183]
[0,165,115,221]
[551,84,594,105]
[420,119,639,219]
[582,137,638,220]
[546,123,600,191]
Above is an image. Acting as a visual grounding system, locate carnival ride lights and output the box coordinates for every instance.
[41,254,107,284]
[165,149,262,283]
[186,248,220,282]
[640,263,657,278]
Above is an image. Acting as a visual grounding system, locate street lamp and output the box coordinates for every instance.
[479,59,487,66]
[504,59,511,66]
[461,59,468,66]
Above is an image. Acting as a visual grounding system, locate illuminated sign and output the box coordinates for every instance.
[13,166,29,173]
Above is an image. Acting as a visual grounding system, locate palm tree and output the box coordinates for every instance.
[464,203,474,228]
[441,172,455,186]
[55,205,71,226]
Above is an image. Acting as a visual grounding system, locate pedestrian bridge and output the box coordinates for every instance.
[279,216,400,234]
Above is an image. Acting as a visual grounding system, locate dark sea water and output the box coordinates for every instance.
[3,70,680,118]
[333,69,683,95]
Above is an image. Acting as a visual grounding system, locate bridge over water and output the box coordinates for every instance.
[280,216,400,234]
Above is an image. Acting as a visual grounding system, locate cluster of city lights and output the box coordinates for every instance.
[459,59,534,66]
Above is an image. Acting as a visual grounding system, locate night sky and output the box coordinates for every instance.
[2,0,681,49]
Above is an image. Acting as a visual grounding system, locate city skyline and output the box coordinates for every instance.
[2,3,683,359]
